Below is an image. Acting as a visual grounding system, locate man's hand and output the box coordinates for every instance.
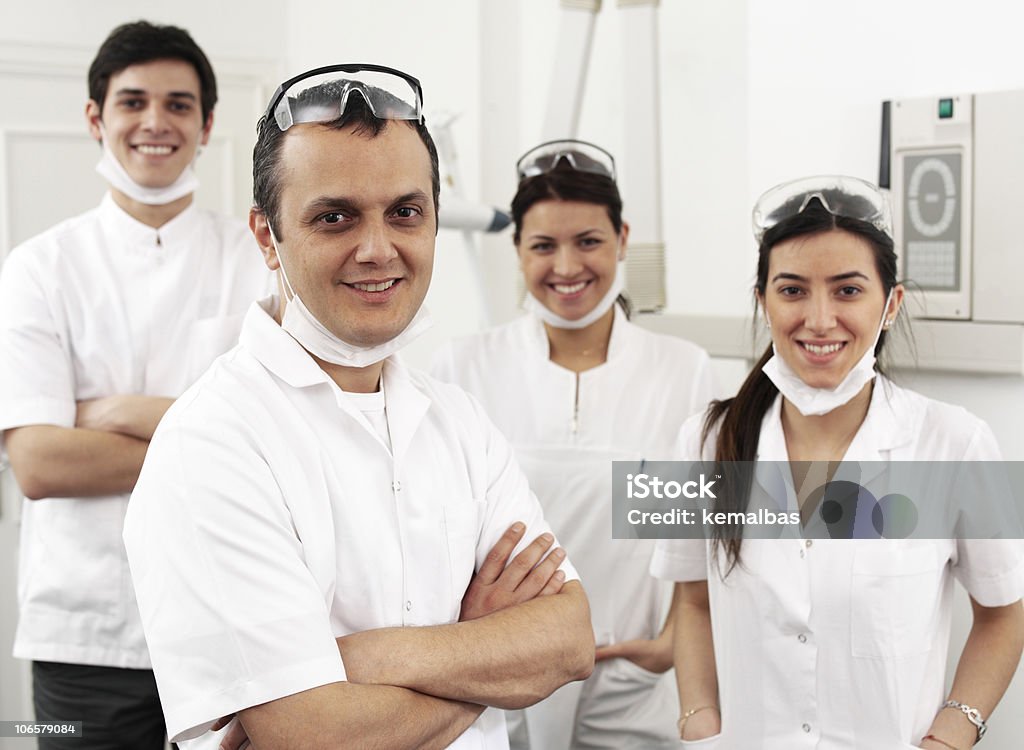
[75,396,122,432]
[459,522,566,622]
[76,395,174,440]
[212,714,250,750]
[594,632,674,675]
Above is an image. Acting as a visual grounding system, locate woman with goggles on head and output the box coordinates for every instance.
[432,140,714,749]
[651,175,1024,749]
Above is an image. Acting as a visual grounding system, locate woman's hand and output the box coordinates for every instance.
[594,633,673,674]
[919,735,965,750]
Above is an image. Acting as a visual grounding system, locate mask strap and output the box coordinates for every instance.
[875,288,895,339]
[266,220,299,302]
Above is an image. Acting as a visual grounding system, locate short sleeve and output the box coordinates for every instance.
[0,247,76,445]
[953,539,1024,607]
[123,395,346,742]
[652,411,717,581]
[674,411,712,462]
[949,415,1024,606]
[962,417,1002,461]
[650,538,710,581]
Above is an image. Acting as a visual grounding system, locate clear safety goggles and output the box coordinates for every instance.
[264,63,424,132]
[751,175,893,242]
[515,139,617,182]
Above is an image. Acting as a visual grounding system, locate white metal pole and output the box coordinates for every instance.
[618,0,665,310]
[542,0,602,139]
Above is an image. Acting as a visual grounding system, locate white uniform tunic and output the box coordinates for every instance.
[123,297,580,748]
[432,307,713,748]
[651,378,1024,750]
[0,194,272,669]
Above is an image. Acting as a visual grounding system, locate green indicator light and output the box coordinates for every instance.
[938,98,954,119]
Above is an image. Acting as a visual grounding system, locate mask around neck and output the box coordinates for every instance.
[94,124,200,206]
[761,289,893,417]
[523,257,625,330]
[270,224,432,368]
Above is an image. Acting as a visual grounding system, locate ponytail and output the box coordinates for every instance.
[702,345,777,575]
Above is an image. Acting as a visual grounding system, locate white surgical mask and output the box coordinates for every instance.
[270,226,431,368]
[94,124,200,206]
[523,257,624,330]
[762,290,894,417]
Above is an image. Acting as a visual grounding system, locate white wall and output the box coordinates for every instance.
[0,0,284,57]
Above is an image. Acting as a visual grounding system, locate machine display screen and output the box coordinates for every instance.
[902,151,962,292]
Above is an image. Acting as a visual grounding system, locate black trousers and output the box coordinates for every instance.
[32,661,170,750]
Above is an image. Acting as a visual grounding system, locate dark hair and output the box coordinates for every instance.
[705,200,900,573]
[252,85,440,238]
[88,21,218,122]
[511,159,631,317]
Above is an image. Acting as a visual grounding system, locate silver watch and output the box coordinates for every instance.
[942,699,988,742]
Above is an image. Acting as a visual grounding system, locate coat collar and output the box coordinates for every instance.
[240,296,327,389]
[98,192,200,251]
[523,303,632,366]
[754,377,918,515]
[239,296,430,460]
[757,376,915,462]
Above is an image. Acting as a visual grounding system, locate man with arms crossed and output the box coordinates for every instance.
[123,65,593,749]
[0,21,271,749]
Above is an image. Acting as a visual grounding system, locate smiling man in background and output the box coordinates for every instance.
[0,21,270,749]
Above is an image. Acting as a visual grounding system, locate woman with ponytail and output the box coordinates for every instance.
[651,176,1024,749]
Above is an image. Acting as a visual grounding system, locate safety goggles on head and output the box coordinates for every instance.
[515,139,617,182]
[751,175,893,243]
[264,63,424,132]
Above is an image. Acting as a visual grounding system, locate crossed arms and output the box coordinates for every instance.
[5,395,173,499]
[228,524,594,750]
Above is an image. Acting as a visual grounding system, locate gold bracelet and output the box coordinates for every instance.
[922,734,963,750]
[677,705,719,738]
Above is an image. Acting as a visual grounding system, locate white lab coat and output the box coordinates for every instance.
[123,296,580,748]
[651,377,1024,749]
[0,194,272,668]
[433,306,714,749]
